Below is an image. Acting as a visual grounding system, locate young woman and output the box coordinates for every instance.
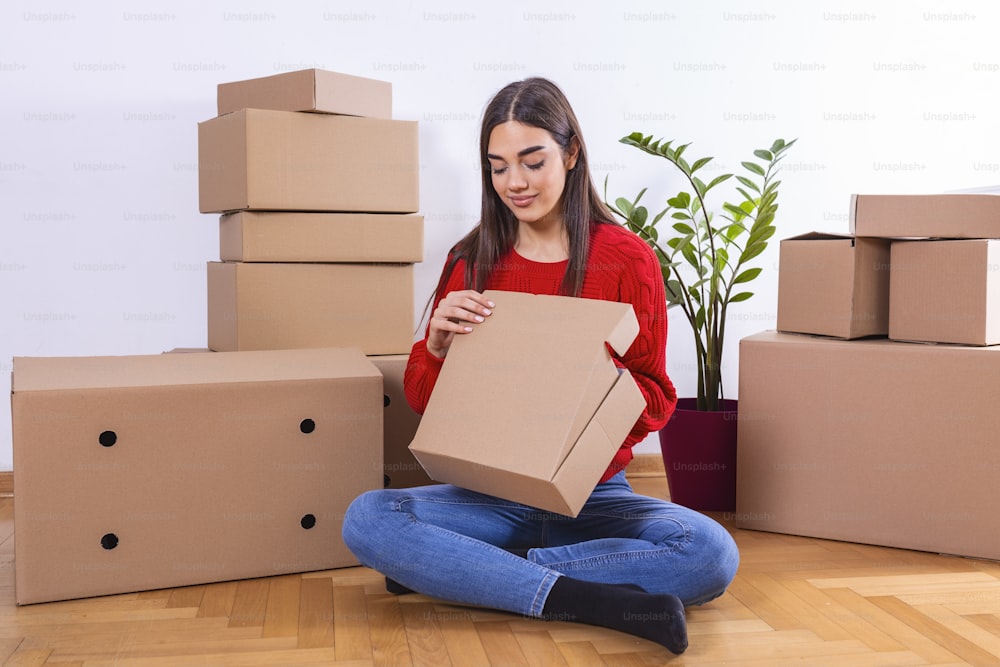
[342,77,739,655]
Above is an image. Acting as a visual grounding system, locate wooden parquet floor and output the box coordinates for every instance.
[2,476,1000,666]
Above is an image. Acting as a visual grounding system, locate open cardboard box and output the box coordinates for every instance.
[408,290,647,517]
[776,232,890,339]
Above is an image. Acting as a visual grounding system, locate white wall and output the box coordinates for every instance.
[2,0,997,469]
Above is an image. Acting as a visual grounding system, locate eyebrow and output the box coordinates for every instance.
[486,145,546,161]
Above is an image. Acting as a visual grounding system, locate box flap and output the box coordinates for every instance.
[409,290,639,483]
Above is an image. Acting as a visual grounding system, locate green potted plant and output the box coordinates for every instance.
[606,132,795,511]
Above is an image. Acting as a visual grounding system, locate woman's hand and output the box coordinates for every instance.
[426,290,495,359]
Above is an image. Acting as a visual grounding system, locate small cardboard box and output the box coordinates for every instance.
[850,193,1000,239]
[736,331,1000,560]
[368,355,434,489]
[198,109,419,214]
[11,347,383,604]
[777,232,890,339]
[220,211,424,263]
[207,261,415,355]
[217,68,392,119]
[408,290,647,517]
[889,239,1000,346]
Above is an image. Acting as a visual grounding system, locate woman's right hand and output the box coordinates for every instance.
[426,290,495,359]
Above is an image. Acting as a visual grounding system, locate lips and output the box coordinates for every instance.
[509,195,536,207]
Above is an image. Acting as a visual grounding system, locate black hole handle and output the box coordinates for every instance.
[99,431,117,447]
[101,533,119,550]
[300,514,316,530]
[383,394,391,407]
[299,419,315,434]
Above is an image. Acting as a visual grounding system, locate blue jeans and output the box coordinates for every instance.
[341,471,739,617]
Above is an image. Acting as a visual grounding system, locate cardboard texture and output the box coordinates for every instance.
[207,261,415,355]
[160,350,433,488]
[408,290,647,517]
[736,331,1000,561]
[889,239,1000,346]
[11,347,383,605]
[219,211,424,263]
[369,355,434,489]
[851,193,1000,239]
[198,109,419,214]
[217,68,392,118]
[777,233,890,339]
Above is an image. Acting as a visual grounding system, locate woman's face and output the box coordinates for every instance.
[486,121,579,227]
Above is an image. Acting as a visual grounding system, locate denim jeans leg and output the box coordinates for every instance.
[527,472,740,606]
[341,484,562,617]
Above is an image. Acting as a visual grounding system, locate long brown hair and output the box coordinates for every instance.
[434,77,616,302]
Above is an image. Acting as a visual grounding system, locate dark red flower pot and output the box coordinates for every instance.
[658,398,738,512]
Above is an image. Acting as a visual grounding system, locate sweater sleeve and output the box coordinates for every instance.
[611,232,677,442]
[403,255,467,415]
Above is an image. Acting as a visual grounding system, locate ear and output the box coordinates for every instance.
[564,136,581,171]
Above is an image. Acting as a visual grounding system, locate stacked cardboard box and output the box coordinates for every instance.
[10,70,428,605]
[199,69,432,489]
[738,191,1000,560]
[198,69,423,355]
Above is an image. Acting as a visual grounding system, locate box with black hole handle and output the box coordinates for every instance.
[10,347,382,605]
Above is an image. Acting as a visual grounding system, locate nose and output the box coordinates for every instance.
[507,166,528,191]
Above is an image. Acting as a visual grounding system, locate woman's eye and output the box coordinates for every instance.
[525,161,545,171]
[491,166,508,175]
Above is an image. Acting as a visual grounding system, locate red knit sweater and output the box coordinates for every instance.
[404,221,677,482]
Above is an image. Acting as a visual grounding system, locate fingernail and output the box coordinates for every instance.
[487,301,495,308]
[463,326,473,332]
[475,315,484,322]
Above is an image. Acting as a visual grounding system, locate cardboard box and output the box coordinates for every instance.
[207,261,415,355]
[11,347,382,604]
[851,193,1000,239]
[159,350,431,487]
[369,355,434,489]
[736,331,1000,560]
[889,239,1000,346]
[217,68,392,118]
[408,290,647,517]
[776,233,890,339]
[220,211,424,263]
[198,109,419,214]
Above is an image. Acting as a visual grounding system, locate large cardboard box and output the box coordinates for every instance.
[11,347,383,604]
[220,211,424,263]
[217,68,392,119]
[207,261,415,355]
[736,331,1000,560]
[889,239,1000,346]
[198,109,419,214]
[369,355,434,489]
[850,193,1000,239]
[409,290,647,517]
[777,233,890,339]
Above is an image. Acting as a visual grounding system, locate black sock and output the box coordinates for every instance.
[384,577,414,595]
[541,576,688,654]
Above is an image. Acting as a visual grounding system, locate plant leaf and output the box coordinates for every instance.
[729,291,754,303]
[733,267,762,284]
[741,161,765,177]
